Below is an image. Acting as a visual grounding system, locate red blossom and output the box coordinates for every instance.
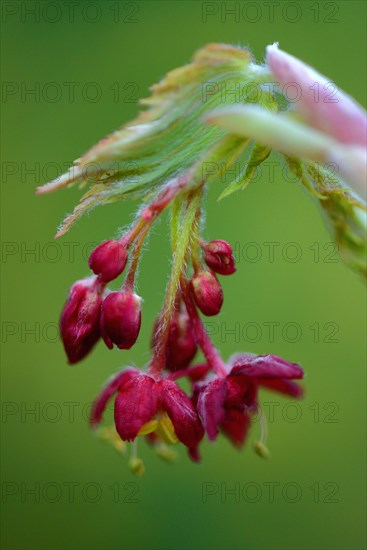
[190,270,223,316]
[197,353,304,446]
[153,305,198,372]
[90,369,204,455]
[201,240,236,275]
[89,240,128,282]
[115,374,160,441]
[60,277,102,364]
[100,292,141,350]
[90,368,139,425]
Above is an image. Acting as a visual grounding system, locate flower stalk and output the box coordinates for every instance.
[149,189,203,376]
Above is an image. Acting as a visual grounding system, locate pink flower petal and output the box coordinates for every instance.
[327,144,367,200]
[266,44,367,147]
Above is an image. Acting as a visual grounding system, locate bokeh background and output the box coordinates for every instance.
[1,1,366,549]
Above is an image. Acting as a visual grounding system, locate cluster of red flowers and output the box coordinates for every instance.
[61,237,234,363]
[60,192,303,473]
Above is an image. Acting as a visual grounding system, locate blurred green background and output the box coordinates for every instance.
[1,1,366,549]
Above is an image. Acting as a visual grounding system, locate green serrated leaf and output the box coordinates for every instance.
[283,156,367,278]
[37,42,366,281]
[219,143,271,200]
[283,156,327,200]
[38,43,268,236]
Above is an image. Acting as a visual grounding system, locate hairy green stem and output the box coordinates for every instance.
[123,224,151,293]
[149,190,202,376]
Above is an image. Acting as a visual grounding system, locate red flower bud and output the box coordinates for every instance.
[190,271,223,316]
[60,277,102,364]
[100,292,141,350]
[153,306,197,372]
[89,240,128,282]
[201,240,236,275]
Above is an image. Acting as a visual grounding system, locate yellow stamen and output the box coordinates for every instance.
[138,419,159,436]
[128,457,145,477]
[155,414,179,444]
[253,406,270,459]
[254,441,271,459]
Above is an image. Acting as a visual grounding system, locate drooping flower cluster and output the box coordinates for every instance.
[60,238,140,363]
[55,181,303,473]
[37,42,365,474]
